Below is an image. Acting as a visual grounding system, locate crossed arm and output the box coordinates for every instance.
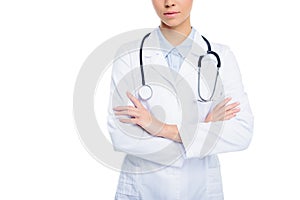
[113,91,240,143]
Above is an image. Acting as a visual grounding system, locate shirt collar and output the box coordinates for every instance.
[157,26,196,59]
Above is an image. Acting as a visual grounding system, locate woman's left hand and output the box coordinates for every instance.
[205,97,240,122]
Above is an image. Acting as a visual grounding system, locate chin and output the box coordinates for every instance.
[162,21,183,28]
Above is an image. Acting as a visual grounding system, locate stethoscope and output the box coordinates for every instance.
[138,32,221,102]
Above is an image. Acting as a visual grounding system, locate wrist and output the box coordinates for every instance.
[205,113,212,123]
[159,124,181,143]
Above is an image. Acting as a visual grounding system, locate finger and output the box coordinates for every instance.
[119,118,138,124]
[214,107,239,121]
[224,102,240,111]
[224,113,237,120]
[224,109,240,120]
[231,107,241,113]
[215,97,232,109]
[113,106,135,111]
[113,106,139,116]
[223,108,240,120]
[114,110,140,118]
[225,108,240,117]
[126,92,143,108]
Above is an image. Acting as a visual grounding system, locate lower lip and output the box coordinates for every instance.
[164,12,179,18]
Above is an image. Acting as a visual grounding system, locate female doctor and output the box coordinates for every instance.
[107,0,254,199]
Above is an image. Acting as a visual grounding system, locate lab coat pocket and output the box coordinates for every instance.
[206,166,224,199]
[115,172,141,199]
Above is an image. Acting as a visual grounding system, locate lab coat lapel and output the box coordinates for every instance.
[174,31,207,101]
[178,32,207,79]
[142,29,176,87]
[178,32,223,103]
[141,29,208,89]
[142,29,168,67]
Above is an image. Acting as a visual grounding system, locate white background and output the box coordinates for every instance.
[1,0,300,199]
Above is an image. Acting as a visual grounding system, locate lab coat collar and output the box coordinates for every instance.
[142,27,207,76]
[156,26,196,60]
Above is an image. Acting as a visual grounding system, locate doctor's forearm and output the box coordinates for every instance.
[158,124,182,143]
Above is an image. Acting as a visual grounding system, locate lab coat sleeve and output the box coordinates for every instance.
[179,46,254,159]
[107,46,185,167]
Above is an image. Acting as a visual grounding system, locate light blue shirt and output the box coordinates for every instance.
[157,27,195,72]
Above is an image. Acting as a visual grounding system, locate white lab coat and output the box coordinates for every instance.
[107,28,254,200]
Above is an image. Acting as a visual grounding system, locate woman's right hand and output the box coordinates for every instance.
[205,97,240,123]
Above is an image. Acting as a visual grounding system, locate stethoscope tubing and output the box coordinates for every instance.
[139,32,151,86]
[139,32,221,102]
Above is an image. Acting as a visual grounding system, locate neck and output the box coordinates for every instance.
[159,16,192,46]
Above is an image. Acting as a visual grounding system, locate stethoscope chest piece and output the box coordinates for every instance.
[138,85,153,101]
